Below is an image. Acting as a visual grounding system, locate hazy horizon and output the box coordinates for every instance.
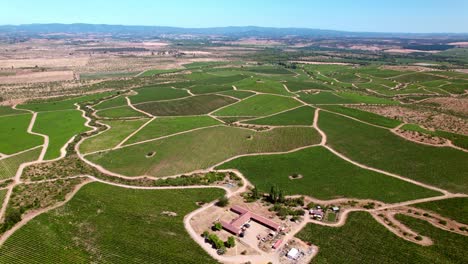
[2,23,468,35]
[1,0,467,34]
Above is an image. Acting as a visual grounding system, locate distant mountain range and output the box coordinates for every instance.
[0,23,467,38]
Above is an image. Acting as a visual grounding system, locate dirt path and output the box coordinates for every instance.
[236,105,305,124]
[0,145,42,161]
[131,95,194,106]
[313,109,327,145]
[183,88,195,96]
[134,70,146,77]
[0,179,93,246]
[80,106,456,199]
[323,144,450,195]
[117,124,223,149]
[215,93,241,102]
[373,193,467,211]
[19,109,49,161]
[319,107,393,130]
[371,212,434,246]
[125,96,153,117]
[282,84,296,96]
[313,109,454,195]
[115,116,155,148]
[390,123,468,153]
[88,175,235,193]
[2,89,463,263]
[0,107,52,222]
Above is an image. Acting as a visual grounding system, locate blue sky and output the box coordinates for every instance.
[1,0,467,33]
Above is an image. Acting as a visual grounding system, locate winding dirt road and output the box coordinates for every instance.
[1,86,466,264]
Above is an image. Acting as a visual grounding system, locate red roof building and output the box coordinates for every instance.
[272,239,283,249]
[222,205,281,236]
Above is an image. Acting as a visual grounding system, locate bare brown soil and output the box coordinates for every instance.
[349,45,383,51]
[0,70,75,84]
[0,57,89,69]
[288,174,303,180]
[381,65,435,72]
[448,42,468,47]
[384,49,440,54]
[423,97,468,116]
[220,38,283,46]
[372,212,433,246]
[352,105,468,135]
[160,211,178,217]
[394,129,449,146]
[289,61,352,65]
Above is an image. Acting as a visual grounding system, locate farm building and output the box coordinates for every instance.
[309,209,324,220]
[287,248,300,260]
[272,239,283,249]
[221,205,281,236]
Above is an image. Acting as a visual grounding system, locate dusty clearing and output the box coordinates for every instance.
[448,42,468,47]
[394,129,449,146]
[423,97,468,116]
[0,70,75,84]
[141,41,169,47]
[352,105,468,135]
[220,38,283,46]
[349,45,383,51]
[381,65,435,72]
[0,57,89,68]
[289,61,352,65]
[384,49,440,54]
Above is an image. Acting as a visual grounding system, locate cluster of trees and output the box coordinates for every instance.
[202,230,236,254]
[277,61,298,69]
[268,185,285,204]
[270,203,305,219]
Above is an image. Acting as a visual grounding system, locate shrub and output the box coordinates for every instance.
[415,235,423,241]
[216,196,229,207]
[213,222,223,231]
[208,234,225,250]
[439,220,447,225]
[251,186,260,200]
[291,215,301,222]
[225,236,236,248]
[284,197,304,207]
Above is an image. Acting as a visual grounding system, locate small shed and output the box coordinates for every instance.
[332,206,340,213]
[272,239,283,249]
[287,248,300,260]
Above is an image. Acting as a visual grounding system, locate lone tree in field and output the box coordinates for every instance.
[216,196,229,207]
